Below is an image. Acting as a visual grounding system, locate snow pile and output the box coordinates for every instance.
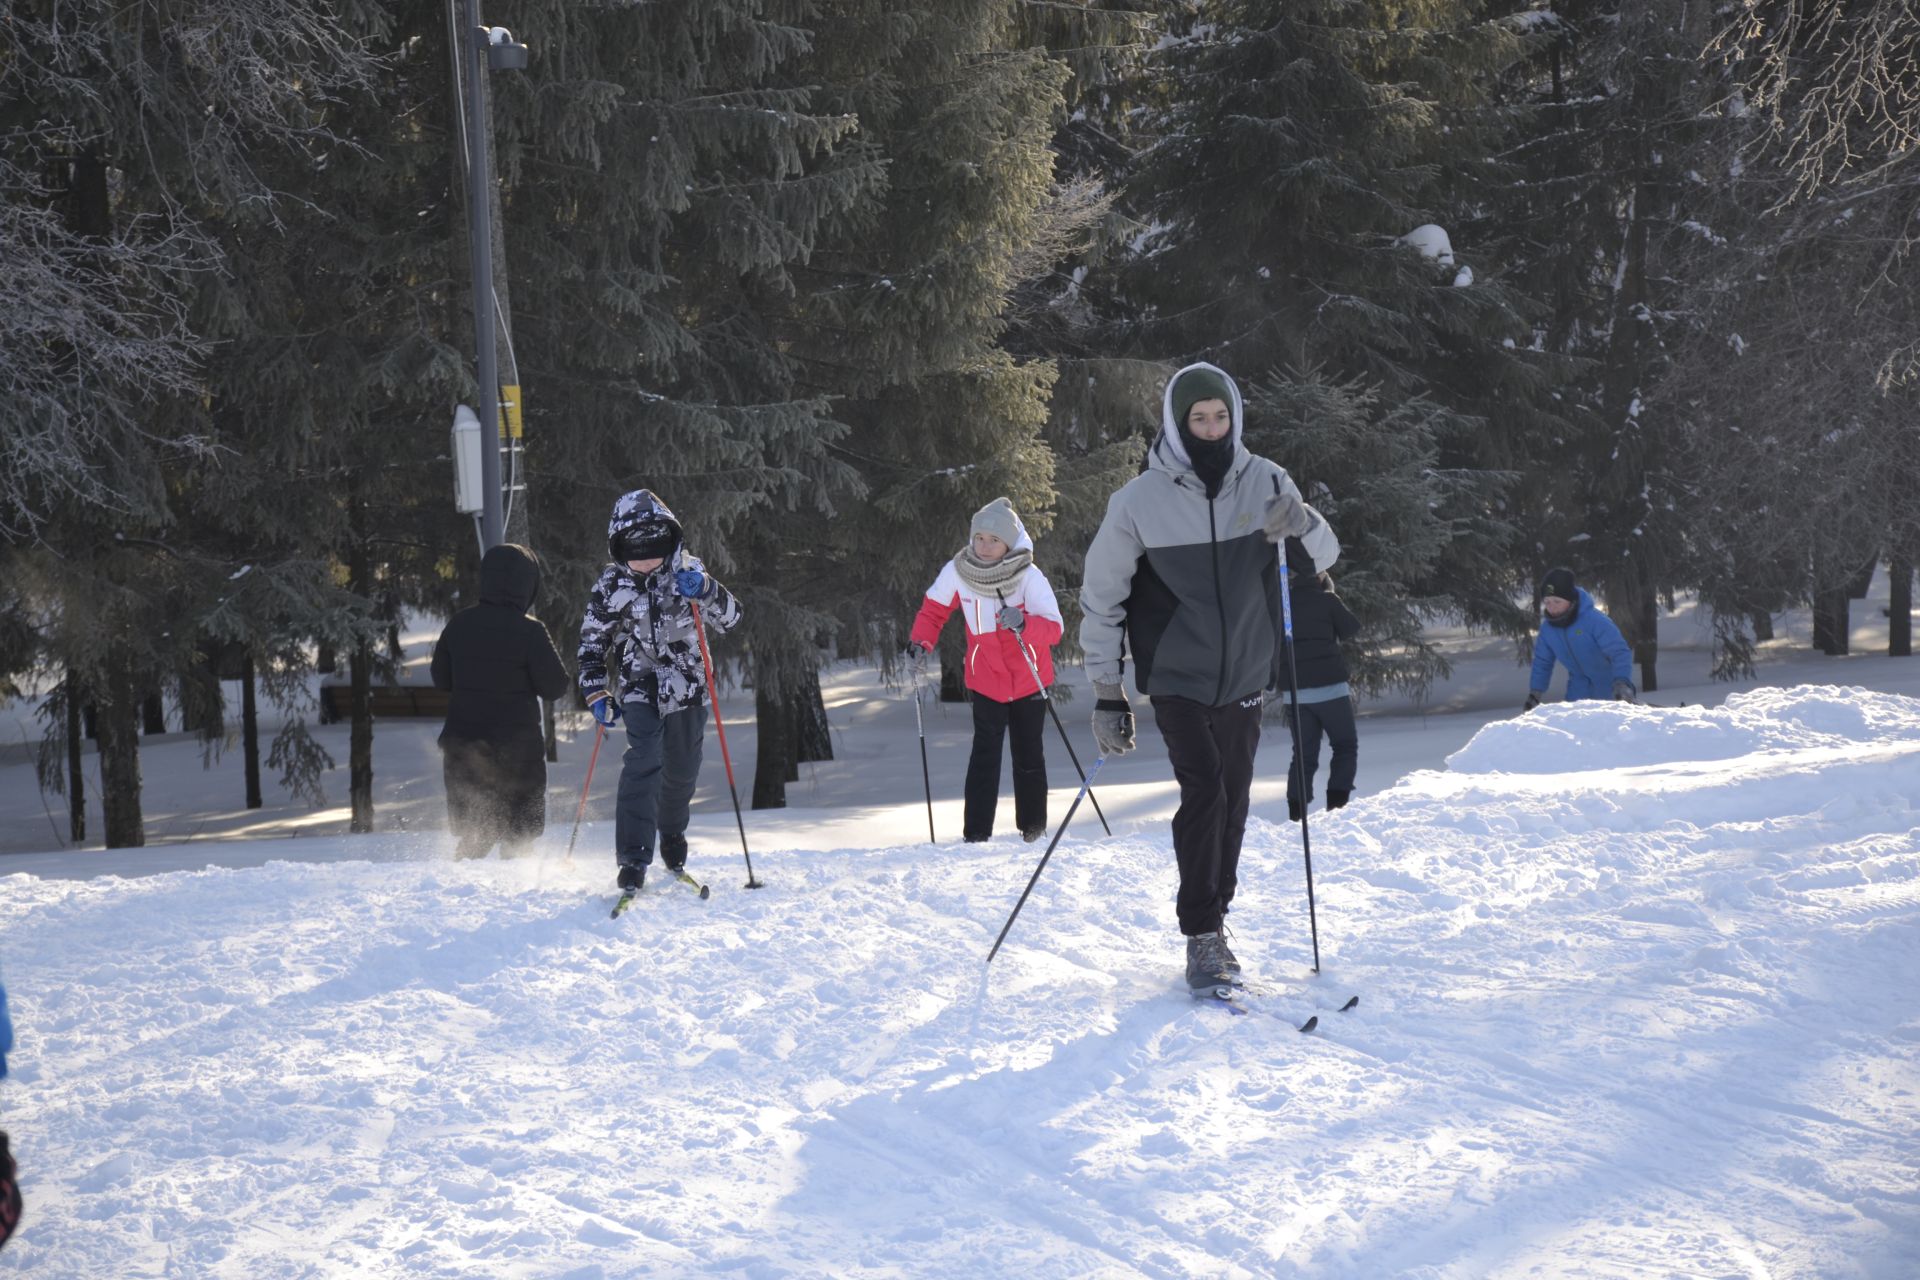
[1,685,1916,1277]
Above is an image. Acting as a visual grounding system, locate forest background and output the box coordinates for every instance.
[6,0,1919,846]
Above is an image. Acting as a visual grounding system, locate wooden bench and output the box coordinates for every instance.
[317,684,452,724]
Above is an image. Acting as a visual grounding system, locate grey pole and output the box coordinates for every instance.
[460,0,504,550]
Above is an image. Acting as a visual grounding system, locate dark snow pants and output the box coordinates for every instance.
[1151,693,1264,937]
[616,700,706,870]
[964,692,1049,841]
[443,737,548,858]
[1282,696,1359,809]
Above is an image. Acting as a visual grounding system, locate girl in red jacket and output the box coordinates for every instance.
[909,497,1063,842]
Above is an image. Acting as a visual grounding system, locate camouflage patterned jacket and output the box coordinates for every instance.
[577,490,743,715]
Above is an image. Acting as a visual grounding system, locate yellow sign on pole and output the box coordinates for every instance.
[500,384,524,439]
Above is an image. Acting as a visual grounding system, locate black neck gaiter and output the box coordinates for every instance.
[1179,429,1234,497]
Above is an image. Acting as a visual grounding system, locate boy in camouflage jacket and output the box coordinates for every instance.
[578,490,742,894]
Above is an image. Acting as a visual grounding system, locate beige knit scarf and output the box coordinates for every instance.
[952,545,1032,596]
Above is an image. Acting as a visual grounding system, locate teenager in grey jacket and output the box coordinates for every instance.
[1079,362,1340,994]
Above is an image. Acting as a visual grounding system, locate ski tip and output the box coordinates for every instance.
[1298,1015,1319,1034]
[698,885,711,900]
[1338,995,1359,1012]
[610,894,635,919]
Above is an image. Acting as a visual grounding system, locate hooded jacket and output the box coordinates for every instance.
[1279,544,1360,692]
[431,544,572,750]
[909,517,1065,702]
[1529,586,1633,699]
[577,489,743,714]
[1080,362,1340,705]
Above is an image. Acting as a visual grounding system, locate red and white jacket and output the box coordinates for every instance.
[910,551,1063,703]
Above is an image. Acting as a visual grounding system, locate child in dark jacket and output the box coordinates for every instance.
[1277,539,1362,818]
[431,544,572,859]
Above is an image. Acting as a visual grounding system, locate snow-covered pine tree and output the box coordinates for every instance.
[1107,0,1568,692]
[1004,2,1172,641]
[493,1,880,807]
[1489,0,1735,691]
[733,0,1073,803]
[0,0,385,845]
[1659,0,1920,669]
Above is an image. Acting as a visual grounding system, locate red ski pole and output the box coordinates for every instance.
[689,595,763,889]
[562,723,606,869]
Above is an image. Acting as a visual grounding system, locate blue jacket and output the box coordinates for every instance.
[0,976,12,1080]
[1529,588,1634,700]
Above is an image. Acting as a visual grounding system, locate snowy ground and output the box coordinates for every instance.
[2,577,1919,1276]
[2,684,1917,1277]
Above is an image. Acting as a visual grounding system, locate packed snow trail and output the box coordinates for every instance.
[1,686,1916,1277]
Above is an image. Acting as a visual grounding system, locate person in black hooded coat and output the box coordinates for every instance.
[1276,538,1362,819]
[431,544,572,858]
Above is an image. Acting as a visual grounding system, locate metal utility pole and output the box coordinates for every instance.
[455,3,527,550]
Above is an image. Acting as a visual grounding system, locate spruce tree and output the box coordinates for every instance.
[1660,0,1920,669]
[0,0,385,845]
[761,1,1070,785]
[1490,0,1733,690]
[1106,0,1568,692]
[493,1,881,808]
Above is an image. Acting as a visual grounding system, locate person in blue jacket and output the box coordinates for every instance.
[1,970,19,1251]
[1523,567,1636,709]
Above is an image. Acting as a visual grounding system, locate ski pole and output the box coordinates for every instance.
[895,619,936,843]
[688,594,763,889]
[682,548,760,886]
[986,755,1105,964]
[562,722,607,869]
[911,660,936,843]
[996,589,1110,837]
[1277,540,1322,973]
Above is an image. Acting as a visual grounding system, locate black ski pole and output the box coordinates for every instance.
[996,589,1110,837]
[911,658,936,843]
[1276,543,1322,972]
[987,755,1106,963]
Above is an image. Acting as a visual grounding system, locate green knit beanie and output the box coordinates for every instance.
[1170,366,1234,430]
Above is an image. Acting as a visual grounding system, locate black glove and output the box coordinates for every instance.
[1612,679,1637,703]
[1522,691,1543,712]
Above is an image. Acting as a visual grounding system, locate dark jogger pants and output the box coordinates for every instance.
[1150,693,1264,937]
[1281,695,1359,808]
[964,692,1049,840]
[616,700,706,869]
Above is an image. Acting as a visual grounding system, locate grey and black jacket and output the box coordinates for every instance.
[577,489,742,715]
[1079,362,1340,706]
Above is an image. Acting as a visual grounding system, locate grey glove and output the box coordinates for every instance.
[1263,490,1312,543]
[996,604,1026,633]
[1522,691,1543,712]
[903,644,930,681]
[1612,679,1637,703]
[1091,681,1135,756]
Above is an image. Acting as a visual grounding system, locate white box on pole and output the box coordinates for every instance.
[451,404,485,514]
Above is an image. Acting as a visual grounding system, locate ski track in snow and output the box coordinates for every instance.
[2,686,1918,1278]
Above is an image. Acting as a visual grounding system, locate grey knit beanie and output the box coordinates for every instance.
[970,496,1025,548]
